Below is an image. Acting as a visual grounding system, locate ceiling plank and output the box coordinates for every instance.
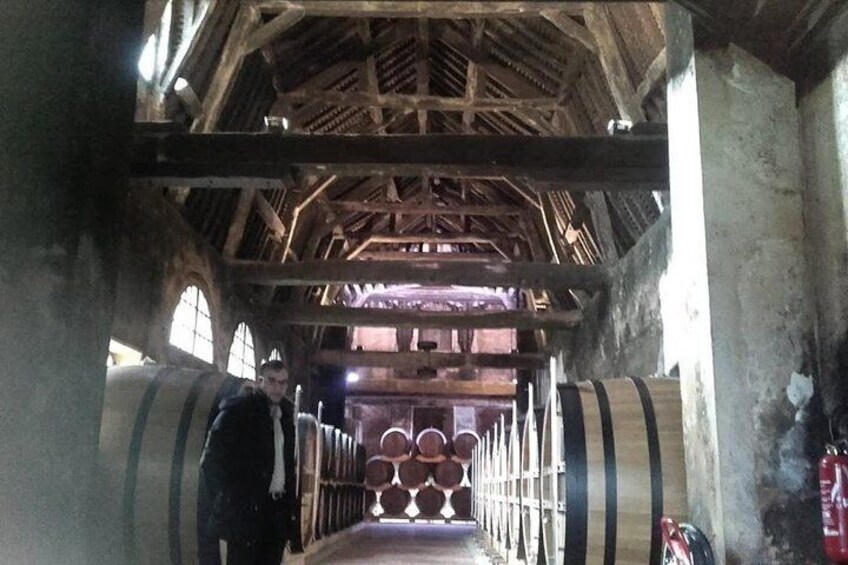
[268,303,583,329]
[131,133,669,188]
[229,258,610,290]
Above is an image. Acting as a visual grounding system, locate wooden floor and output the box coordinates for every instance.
[321,523,490,564]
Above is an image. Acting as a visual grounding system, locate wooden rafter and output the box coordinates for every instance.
[229,258,610,291]
[267,303,583,329]
[312,349,544,370]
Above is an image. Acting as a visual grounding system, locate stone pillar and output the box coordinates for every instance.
[0,2,143,564]
[666,8,817,563]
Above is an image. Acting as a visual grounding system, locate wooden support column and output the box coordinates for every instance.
[0,2,144,563]
[416,19,430,134]
[463,19,486,132]
[357,19,383,125]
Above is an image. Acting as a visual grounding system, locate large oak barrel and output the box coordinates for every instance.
[415,486,446,517]
[291,413,321,553]
[452,430,480,462]
[380,427,412,461]
[506,405,523,558]
[398,458,430,489]
[451,487,472,519]
[434,459,464,489]
[416,427,448,459]
[380,486,411,516]
[540,378,688,565]
[365,456,395,489]
[98,366,242,565]
[520,399,543,565]
[320,425,336,479]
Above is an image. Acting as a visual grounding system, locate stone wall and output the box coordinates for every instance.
[562,212,671,382]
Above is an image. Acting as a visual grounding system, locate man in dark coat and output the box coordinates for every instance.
[201,360,297,565]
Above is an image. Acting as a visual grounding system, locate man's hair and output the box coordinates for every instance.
[258,360,287,378]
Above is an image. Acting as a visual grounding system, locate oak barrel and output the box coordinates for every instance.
[380,486,411,516]
[380,427,412,461]
[415,486,446,517]
[540,378,688,565]
[451,487,472,519]
[507,405,524,558]
[434,459,464,489]
[365,456,395,489]
[452,430,480,462]
[291,413,321,553]
[416,427,448,459]
[398,458,430,489]
[520,398,543,565]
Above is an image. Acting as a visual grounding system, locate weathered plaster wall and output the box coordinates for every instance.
[666,11,821,561]
[563,212,671,382]
[110,187,304,386]
[800,52,848,426]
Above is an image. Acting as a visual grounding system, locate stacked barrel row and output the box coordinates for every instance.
[473,370,690,565]
[314,424,367,540]
[96,366,367,565]
[364,427,479,521]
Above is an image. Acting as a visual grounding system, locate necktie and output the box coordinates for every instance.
[269,404,286,494]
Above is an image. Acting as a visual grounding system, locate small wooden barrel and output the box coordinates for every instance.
[331,428,343,480]
[520,400,543,565]
[540,378,688,565]
[451,487,472,519]
[434,459,464,489]
[365,456,395,489]
[416,427,448,459]
[380,486,411,516]
[355,445,367,483]
[380,427,412,461]
[416,486,446,517]
[452,430,480,462]
[398,458,430,489]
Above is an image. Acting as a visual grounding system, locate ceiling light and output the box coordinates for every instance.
[346,372,360,383]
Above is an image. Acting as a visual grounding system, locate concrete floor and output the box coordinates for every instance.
[321,523,490,564]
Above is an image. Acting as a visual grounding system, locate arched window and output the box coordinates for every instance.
[228,322,256,379]
[169,285,214,363]
[269,348,282,361]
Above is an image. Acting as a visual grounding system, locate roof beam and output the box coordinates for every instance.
[277,90,561,112]
[131,133,669,189]
[229,259,610,291]
[541,10,598,54]
[345,378,516,398]
[312,349,544,370]
[354,251,506,262]
[243,8,305,54]
[251,1,593,19]
[268,304,583,330]
[327,201,525,217]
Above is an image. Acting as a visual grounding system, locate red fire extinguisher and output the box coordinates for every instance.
[820,441,848,562]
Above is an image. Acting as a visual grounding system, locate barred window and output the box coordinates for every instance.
[227,322,256,379]
[168,285,214,363]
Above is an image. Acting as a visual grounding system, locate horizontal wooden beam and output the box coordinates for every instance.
[267,304,582,330]
[345,378,517,398]
[328,201,525,216]
[230,259,610,291]
[312,349,544,369]
[251,1,593,19]
[279,90,560,111]
[340,232,522,244]
[130,133,669,189]
[355,251,506,262]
